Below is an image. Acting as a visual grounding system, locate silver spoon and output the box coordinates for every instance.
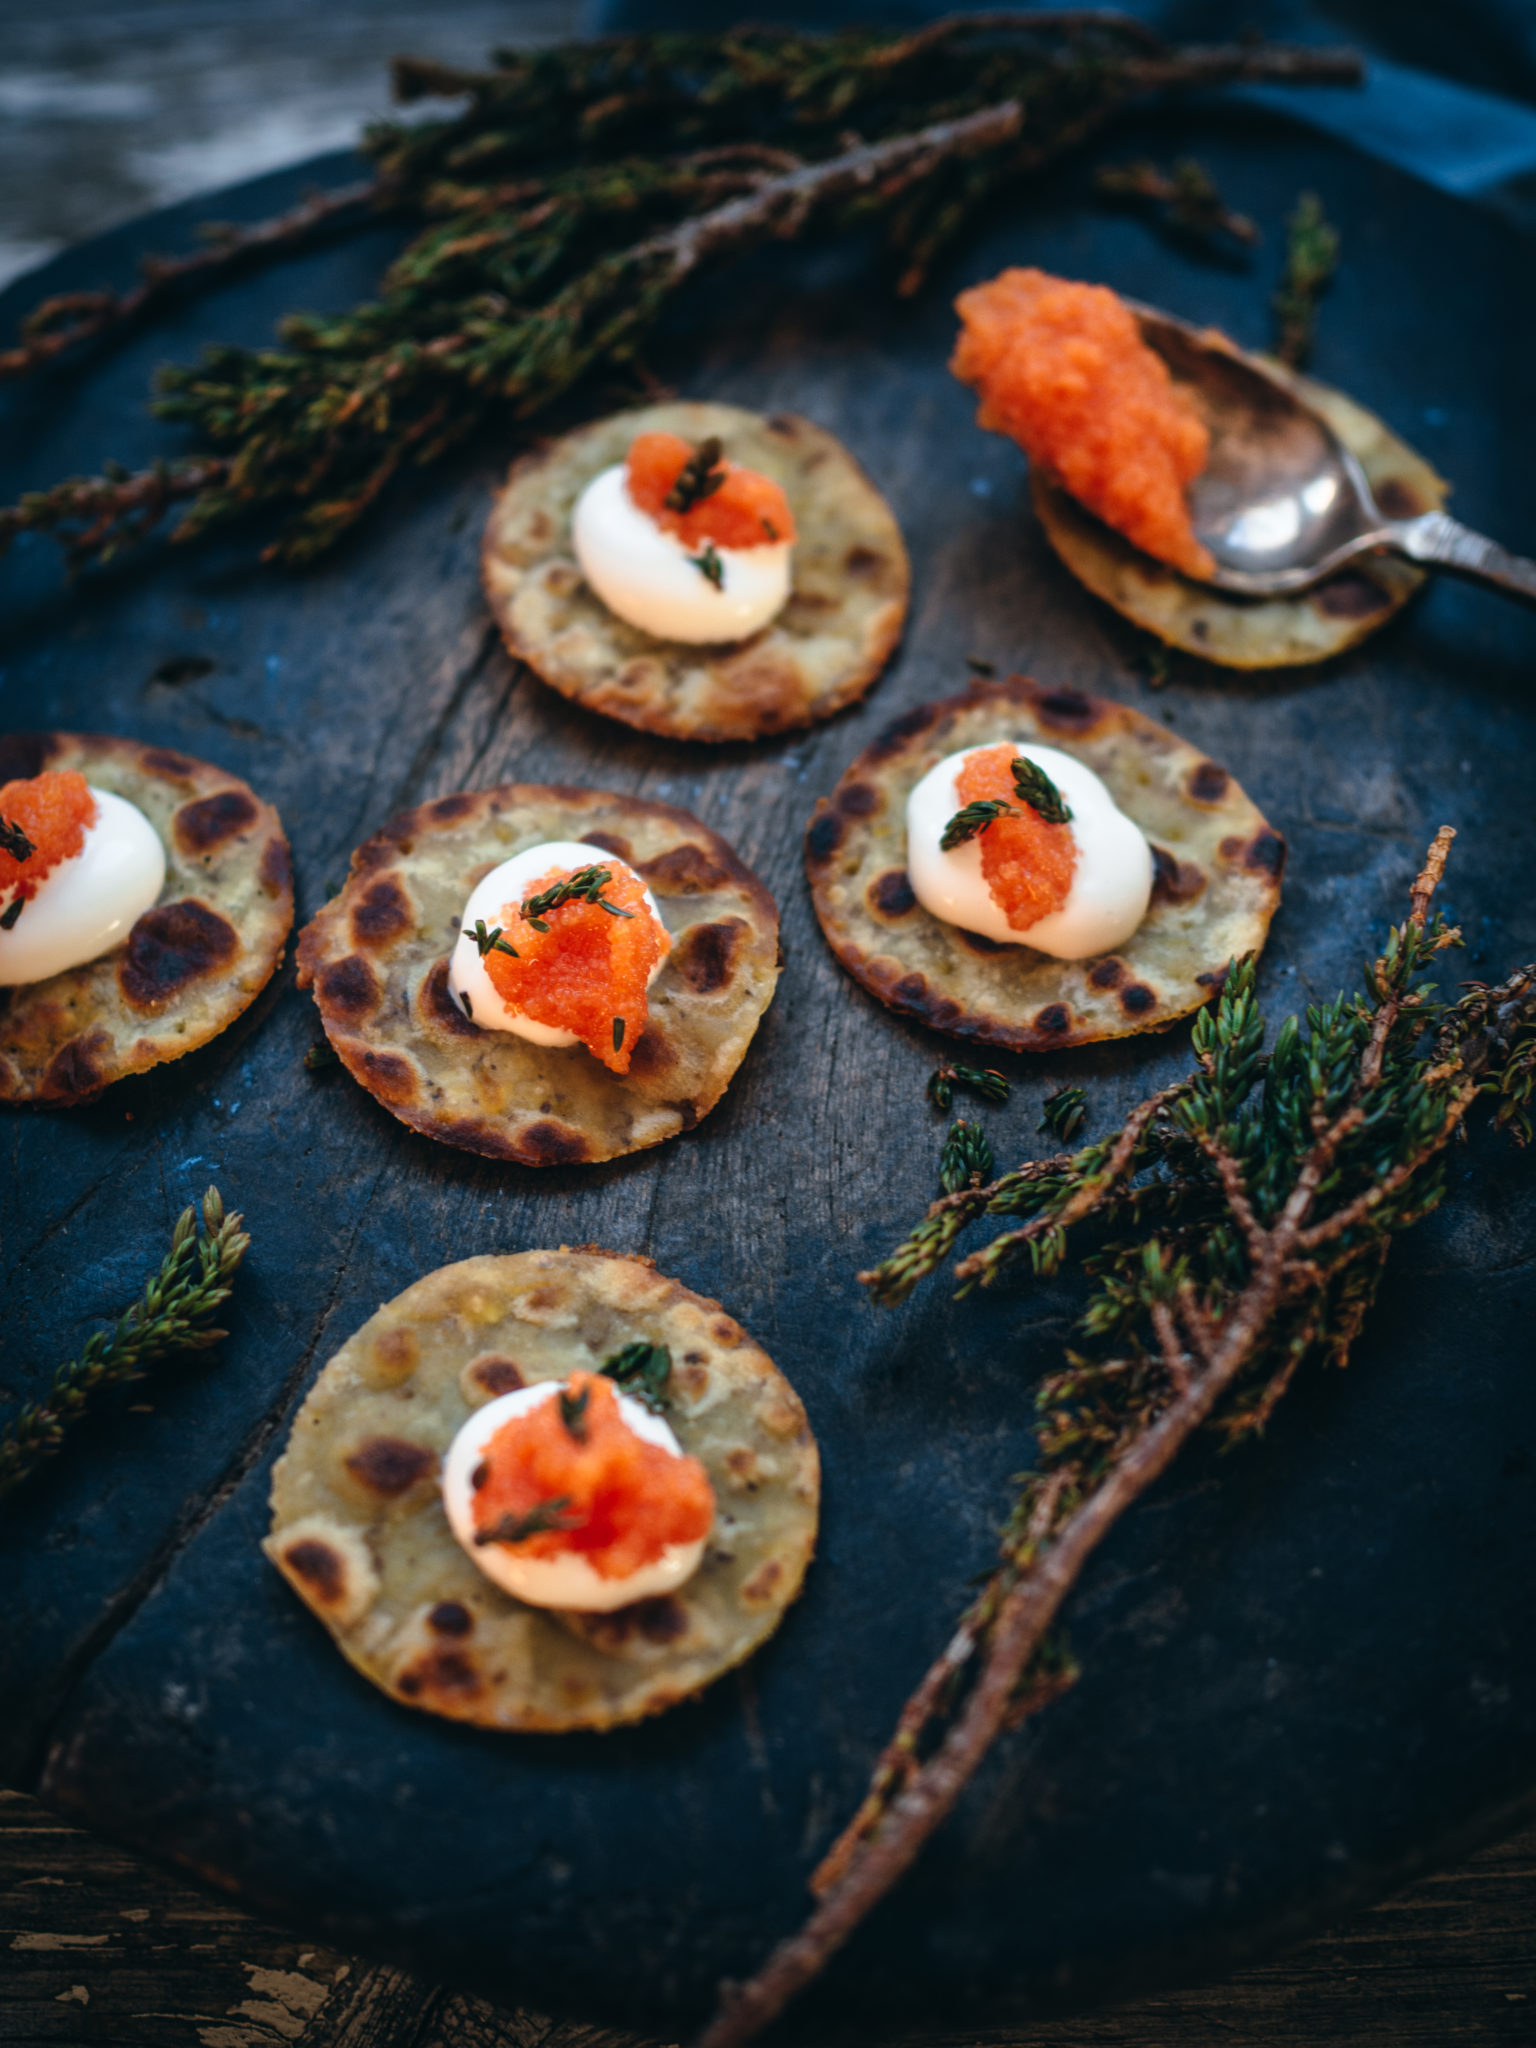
[1129,301,1536,605]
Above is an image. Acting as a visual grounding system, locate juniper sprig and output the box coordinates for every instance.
[0,1189,250,1503]
[1094,156,1259,248]
[700,829,1536,2048]
[1273,189,1339,366]
[1039,1082,1088,1142]
[927,1062,1011,1112]
[939,1119,995,1194]
[0,17,1359,570]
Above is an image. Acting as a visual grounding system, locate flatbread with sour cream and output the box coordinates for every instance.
[806,675,1283,1053]
[481,401,909,742]
[296,784,780,1166]
[0,732,292,1105]
[265,1248,819,1733]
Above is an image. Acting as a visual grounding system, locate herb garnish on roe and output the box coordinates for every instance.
[473,1495,579,1546]
[521,864,634,930]
[664,435,727,514]
[940,755,1073,849]
[0,816,36,863]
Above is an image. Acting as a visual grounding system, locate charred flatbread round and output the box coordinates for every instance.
[481,401,910,742]
[0,732,292,1106]
[806,675,1283,1053]
[1033,358,1447,668]
[265,1248,820,1732]
[296,784,780,1166]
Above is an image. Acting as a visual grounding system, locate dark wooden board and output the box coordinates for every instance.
[5,1788,1535,2046]
[4,101,1536,2041]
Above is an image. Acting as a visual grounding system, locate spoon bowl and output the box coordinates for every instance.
[1128,302,1536,606]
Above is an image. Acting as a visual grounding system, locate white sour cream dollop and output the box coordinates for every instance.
[441,1381,709,1612]
[906,742,1152,960]
[572,463,792,643]
[446,839,667,1045]
[0,788,166,987]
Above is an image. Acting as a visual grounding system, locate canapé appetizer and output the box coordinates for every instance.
[265,1249,819,1731]
[297,784,779,1165]
[953,268,1446,668]
[0,733,292,1103]
[806,676,1284,1052]
[482,401,909,741]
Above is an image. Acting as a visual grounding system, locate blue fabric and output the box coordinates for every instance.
[583,1,1536,222]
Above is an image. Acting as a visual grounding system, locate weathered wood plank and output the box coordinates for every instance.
[5,1791,1534,2045]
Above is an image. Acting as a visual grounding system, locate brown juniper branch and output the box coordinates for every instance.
[693,827,1532,2048]
[694,1284,1303,2048]
[0,179,385,380]
[0,19,1361,568]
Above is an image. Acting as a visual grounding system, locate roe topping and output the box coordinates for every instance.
[0,770,98,904]
[483,859,670,1073]
[957,744,1076,933]
[626,432,798,550]
[473,1371,715,1579]
[951,268,1214,578]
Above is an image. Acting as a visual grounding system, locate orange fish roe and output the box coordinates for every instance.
[956,744,1077,934]
[473,1371,715,1579]
[482,859,670,1074]
[0,770,98,904]
[951,268,1214,579]
[626,431,798,551]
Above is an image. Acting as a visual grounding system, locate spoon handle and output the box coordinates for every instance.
[1390,510,1536,607]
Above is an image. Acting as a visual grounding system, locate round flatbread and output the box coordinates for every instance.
[296,785,780,1166]
[264,1248,820,1732]
[0,732,292,1105]
[1033,358,1448,668]
[481,401,910,742]
[806,675,1283,1053]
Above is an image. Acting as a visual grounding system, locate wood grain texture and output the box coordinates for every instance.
[4,1791,1533,2045]
[3,102,1536,2044]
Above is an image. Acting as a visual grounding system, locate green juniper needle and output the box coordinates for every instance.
[601,1339,673,1412]
[927,1063,1011,1111]
[665,436,726,512]
[466,917,518,957]
[690,540,725,589]
[522,865,633,930]
[1039,1083,1087,1142]
[942,759,1071,849]
[702,830,1536,2048]
[0,1189,250,1503]
[940,798,1013,850]
[939,1118,995,1194]
[474,1495,579,1545]
[0,817,36,862]
[558,1384,591,1442]
[1011,756,1071,824]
